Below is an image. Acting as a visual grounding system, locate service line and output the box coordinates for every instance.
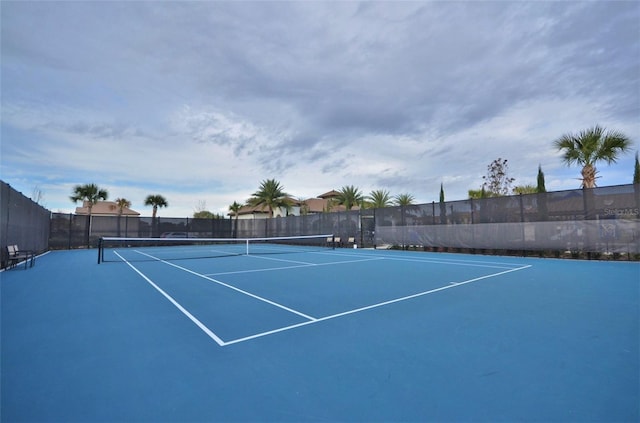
[222,264,532,346]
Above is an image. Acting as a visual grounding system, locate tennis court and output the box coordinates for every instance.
[2,239,638,422]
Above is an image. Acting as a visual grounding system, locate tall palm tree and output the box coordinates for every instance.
[70,183,108,214]
[394,193,415,248]
[336,185,363,210]
[229,201,243,237]
[554,125,632,188]
[114,197,131,237]
[367,189,392,209]
[115,198,131,214]
[394,193,415,207]
[145,194,168,237]
[247,179,291,218]
[144,194,168,218]
[70,183,108,245]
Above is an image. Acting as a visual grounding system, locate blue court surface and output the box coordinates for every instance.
[2,246,639,422]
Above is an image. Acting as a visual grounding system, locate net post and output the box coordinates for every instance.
[97,237,103,264]
[332,234,336,250]
[246,238,250,255]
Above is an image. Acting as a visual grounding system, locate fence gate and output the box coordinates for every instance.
[359,209,375,248]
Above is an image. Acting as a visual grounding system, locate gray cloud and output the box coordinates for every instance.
[2,1,638,215]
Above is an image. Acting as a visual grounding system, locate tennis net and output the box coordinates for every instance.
[98,234,336,263]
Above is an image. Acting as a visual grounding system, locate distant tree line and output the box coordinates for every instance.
[68,126,635,221]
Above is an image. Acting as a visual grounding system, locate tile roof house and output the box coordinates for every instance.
[229,190,359,220]
[230,197,302,220]
[304,190,360,213]
[75,201,140,216]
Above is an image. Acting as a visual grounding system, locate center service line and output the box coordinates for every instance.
[134,250,317,321]
[115,251,226,346]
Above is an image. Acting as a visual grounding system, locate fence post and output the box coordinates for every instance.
[432,201,436,225]
[470,198,475,224]
[68,213,72,250]
[519,193,525,255]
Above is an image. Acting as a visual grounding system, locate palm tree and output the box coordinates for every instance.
[367,189,392,209]
[145,194,168,237]
[247,179,291,218]
[144,194,168,218]
[393,193,415,249]
[115,198,131,213]
[336,185,363,210]
[394,193,415,206]
[70,183,108,245]
[554,125,632,188]
[229,201,243,237]
[114,197,131,237]
[70,183,108,215]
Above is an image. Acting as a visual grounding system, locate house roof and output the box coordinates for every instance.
[301,198,328,213]
[301,198,359,213]
[229,204,270,216]
[75,201,140,216]
[229,197,302,216]
[228,190,359,216]
[318,190,340,199]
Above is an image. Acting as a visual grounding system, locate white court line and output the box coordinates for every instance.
[222,264,532,346]
[313,250,526,269]
[118,249,532,347]
[370,256,516,270]
[248,255,318,266]
[207,256,386,276]
[134,250,317,321]
[115,251,226,346]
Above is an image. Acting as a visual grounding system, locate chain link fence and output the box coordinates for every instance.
[374,184,640,256]
[48,214,235,249]
[4,180,638,264]
[1,182,50,268]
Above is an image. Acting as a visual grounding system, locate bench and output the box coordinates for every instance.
[326,236,341,248]
[6,245,35,269]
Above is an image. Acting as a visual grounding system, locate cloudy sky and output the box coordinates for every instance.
[2,1,639,217]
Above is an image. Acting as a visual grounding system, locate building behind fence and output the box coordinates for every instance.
[2,180,639,268]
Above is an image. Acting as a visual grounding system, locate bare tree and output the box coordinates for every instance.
[31,185,45,205]
[482,158,515,196]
